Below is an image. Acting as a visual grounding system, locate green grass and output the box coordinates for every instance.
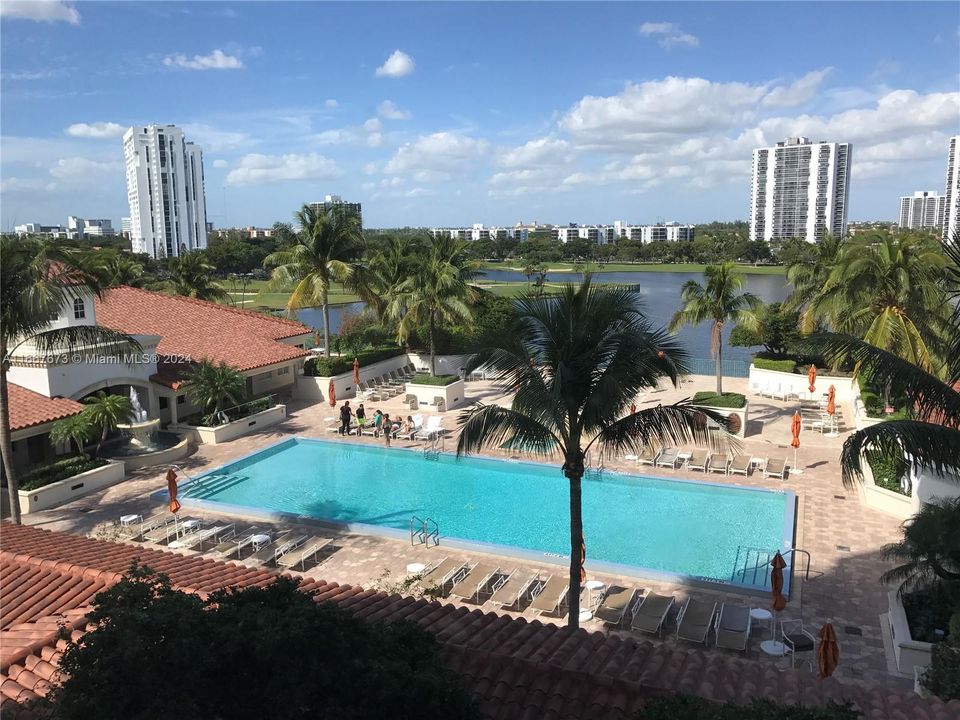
[226,282,360,310]
[691,391,747,409]
[481,262,786,275]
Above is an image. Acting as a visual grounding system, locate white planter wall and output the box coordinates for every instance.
[748,365,856,403]
[691,401,749,438]
[19,460,126,514]
[406,353,471,377]
[405,379,467,411]
[294,354,410,403]
[171,405,287,445]
[887,590,935,675]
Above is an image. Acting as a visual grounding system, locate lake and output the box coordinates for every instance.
[294,270,791,374]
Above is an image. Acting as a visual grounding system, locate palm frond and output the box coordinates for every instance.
[840,420,960,487]
[590,401,737,456]
[456,403,560,457]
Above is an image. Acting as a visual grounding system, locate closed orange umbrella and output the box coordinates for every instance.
[353,357,360,385]
[166,468,180,515]
[770,551,787,612]
[630,403,637,414]
[826,385,836,416]
[817,623,840,678]
[328,380,336,407]
[808,365,817,394]
[790,410,803,475]
[314,331,322,349]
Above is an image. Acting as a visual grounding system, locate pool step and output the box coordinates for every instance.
[182,473,245,499]
[730,545,776,588]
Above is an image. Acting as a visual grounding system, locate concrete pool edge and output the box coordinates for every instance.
[166,434,797,597]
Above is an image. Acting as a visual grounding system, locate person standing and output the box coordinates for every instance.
[383,412,392,447]
[339,400,353,436]
[356,403,366,431]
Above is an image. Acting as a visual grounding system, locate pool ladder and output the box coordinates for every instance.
[585,448,605,480]
[410,516,440,547]
[731,546,811,613]
[423,433,443,460]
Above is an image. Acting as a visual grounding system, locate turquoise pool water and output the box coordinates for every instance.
[183,438,794,589]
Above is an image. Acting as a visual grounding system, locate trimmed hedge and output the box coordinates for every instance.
[20,456,109,491]
[304,347,404,377]
[198,396,274,427]
[691,392,747,409]
[869,453,910,495]
[752,357,797,373]
[633,695,860,720]
[409,374,458,386]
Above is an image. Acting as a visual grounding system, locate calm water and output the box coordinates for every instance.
[292,271,789,367]
[184,438,793,588]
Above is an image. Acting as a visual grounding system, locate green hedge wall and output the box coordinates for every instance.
[691,392,747,409]
[752,357,797,373]
[304,347,404,377]
[21,456,109,491]
[409,374,458,386]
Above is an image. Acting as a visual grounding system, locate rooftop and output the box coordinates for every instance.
[6,384,83,432]
[1,522,956,720]
[94,286,311,373]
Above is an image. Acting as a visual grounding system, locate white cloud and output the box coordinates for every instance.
[324,99,338,109]
[225,153,342,185]
[49,157,122,181]
[182,123,255,151]
[375,50,415,78]
[363,118,383,132]
[377,100,411,120]
[65,121,126,139]
[384,132,489,175]
[362,162,378,175]
[212,159,229,169]
[638,22,699,48]
[164,49,243,71]
[0,1,79,24]
[1,177,57,193]
[762,68,832,108]
[497,136,572,168]
[311,119,384,148]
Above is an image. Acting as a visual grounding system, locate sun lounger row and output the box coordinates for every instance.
[627,448,788,479]
[358,365,418,401]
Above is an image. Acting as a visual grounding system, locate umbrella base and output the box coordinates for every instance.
[760,640,789,656]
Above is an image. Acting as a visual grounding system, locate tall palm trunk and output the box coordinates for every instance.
[713,321,723,394]
[564,451,585,631]
[0,340,22,524]
[322,285,331,358]
[429,310,436,377]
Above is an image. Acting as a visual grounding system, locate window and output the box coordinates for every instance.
[73,298,86,319]
[176,395,185,405]
[159,397,168,410]
[278,367,290,376]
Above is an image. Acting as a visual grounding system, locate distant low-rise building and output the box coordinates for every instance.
[898,191,946,230]
[13,223,68,238]
[67,216,116,238]
[308,194,362,227]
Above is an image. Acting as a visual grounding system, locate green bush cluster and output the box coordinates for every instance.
[922,612,960,701]
[869,453,909,495]
[752,357,797,373]
[632,695,860,720]
[691,392,746,409]
[21,456,109,491]
[304,347,404,377]
[198,396,274,427]
[903,584,957,644]
[409,374,458,386]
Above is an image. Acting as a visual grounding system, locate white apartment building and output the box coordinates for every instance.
[308,194,362,226]
[67,216,116,238]
[123,124,208,259]
[898,191,946,230]
[750,137,852,243]
[943,135,960,240]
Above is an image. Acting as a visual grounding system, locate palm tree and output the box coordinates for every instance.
[181,360,248,422]
[50,414,95,458]
[169,252,229,302]
[0,236,142,523]
[805,232,949,372]
[456,277,723,630]
[354,233,424,321]
[880,497,960,594]
[803,237,960,489]
[93,252,146,288]
[784,232,842,329]
[668,261,761,394]
[263,204,364,357]
[82,392,133,457]
[389,235,481,375]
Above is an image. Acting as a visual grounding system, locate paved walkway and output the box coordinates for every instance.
[15,375,910,689]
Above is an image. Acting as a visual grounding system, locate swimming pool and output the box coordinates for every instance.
[182,438,795,591]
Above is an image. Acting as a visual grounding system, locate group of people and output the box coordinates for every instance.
[338,401,415,447]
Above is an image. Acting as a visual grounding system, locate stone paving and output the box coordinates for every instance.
[15,375,911,690]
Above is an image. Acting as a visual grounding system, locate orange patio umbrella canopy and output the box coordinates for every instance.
[808,364,817,394]
[166,468,180,515]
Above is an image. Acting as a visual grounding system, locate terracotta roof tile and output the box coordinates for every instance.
[1,522,958,720]
[6,385,83,432]
[93,286,310,372]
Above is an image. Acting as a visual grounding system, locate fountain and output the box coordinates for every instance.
[116,387,161,449]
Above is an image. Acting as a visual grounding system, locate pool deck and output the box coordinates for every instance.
[14,375,911,689]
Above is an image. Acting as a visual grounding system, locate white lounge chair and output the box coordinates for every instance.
[638,447,661,466]
[631,592,675,636]
[708,454,730,475]
[169,523,234,551]
[209,526,263,559]
[414,415,444,440]
[655,448,680,469]
[528,575,569,617]
[715,604,752,651]
[728,455,753,477]
[764,457,788,480]
[675,598,717,645]
[687,450,710,472]
[420,557,469,593]
[489,571,537,610]
[276,536,332,570]
[449,563,501,602]
[246,530,307,566]
[595,586,642,628]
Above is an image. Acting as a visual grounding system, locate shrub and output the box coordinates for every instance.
[632,695,860,720]
[197,396,274,426]
[691,392,746,409]
[922,612,960,701]
[903,583,957,643]
[869,453,909,495]
[20,456,109,491]
[752,357,797,373]
[409,374,458,386]
[304,347,404,377]
[729,302,800,357]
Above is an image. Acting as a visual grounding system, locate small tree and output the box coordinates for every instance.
[729,302,801,358]
[49,414,95,458]
[48,567,480,719]
[182,360,248,422]
[881,497,960,595]
[82,392,133,457]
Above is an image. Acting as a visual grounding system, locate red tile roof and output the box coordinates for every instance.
[93,286,311,372]
[6,385,83,432]
[0,523,956,720]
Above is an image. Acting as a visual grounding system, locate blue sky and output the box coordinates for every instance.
[2,1,959,230]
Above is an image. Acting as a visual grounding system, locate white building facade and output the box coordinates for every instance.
[943,135,960,240]
[750,137,852,243]
[123,124,208,259]
[898,191,946,230]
